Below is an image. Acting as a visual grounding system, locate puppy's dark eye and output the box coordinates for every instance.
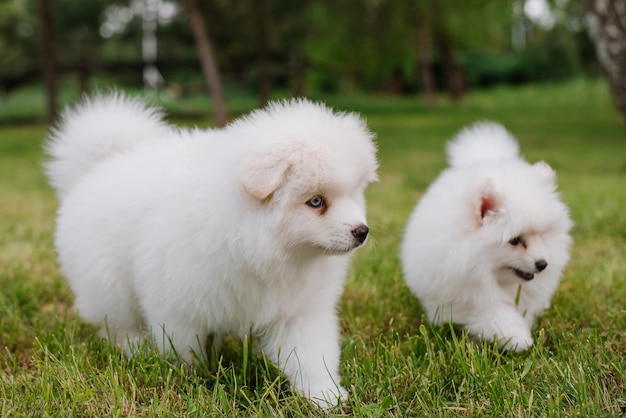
[306,195,325,208]
[509,236,523,246]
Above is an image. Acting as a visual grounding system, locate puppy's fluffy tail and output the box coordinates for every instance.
[45,93,170,198]
[446,121,520,168]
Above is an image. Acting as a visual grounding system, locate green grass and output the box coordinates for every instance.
[1,79,625,416]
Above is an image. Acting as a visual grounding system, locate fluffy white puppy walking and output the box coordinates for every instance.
[401,122,572,352]
[45,94,378,407]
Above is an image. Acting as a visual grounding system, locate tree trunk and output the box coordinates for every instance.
[237,1,272,104]
[78,65,91,96]
[415,24,437,105]
[77,32,92,96]
[290,50,307,98]
[435,29,465,101]
[253,1,271,105]
[431,1,465,101]
[38,0,59,124]
[186,0,228,127]
[585,0,626,126]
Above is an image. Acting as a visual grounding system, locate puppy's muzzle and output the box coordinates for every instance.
[351,225,369,245]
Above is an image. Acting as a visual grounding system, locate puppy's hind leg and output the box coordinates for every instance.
[72,272,144,355]
[101,323,143,358]
[145,317,208,364]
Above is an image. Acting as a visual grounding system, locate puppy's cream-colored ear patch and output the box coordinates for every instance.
[240,151,291,201]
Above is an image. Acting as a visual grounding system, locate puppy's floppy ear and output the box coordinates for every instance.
[533,161,556,189]
[240,150,291,201]
[474,179,503,225]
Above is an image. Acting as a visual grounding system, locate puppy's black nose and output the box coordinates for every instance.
[535,259,548,272]
[351,225,369,244]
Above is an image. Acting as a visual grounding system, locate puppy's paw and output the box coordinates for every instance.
[307,383,347,410]
[490,315,534,352]
[467,311,534,352]
[500,329,533,352]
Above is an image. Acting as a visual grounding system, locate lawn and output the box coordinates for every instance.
[1,79,625,416]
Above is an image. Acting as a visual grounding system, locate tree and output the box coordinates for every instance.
[232,0,310,101]
[252,1,271,104]
[585,0,626,126]
[414,11,437,105]
[186,0,228,127]
[0,0,28,91]
[38,0,59,123]
[434,25,466,101]
[56,0,110,95]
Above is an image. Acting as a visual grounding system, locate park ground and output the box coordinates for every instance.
[0,78,624,416]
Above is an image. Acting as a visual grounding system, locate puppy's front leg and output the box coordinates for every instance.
[465,304,533,352]
[261,310,346,409]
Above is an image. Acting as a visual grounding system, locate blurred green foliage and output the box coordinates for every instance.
[0,0,600,100]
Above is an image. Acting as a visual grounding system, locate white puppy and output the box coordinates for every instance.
[401,122,572,352]
[45,94,378,406]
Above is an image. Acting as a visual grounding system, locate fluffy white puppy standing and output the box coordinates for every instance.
[45,94,378,407]
[401,122,572,352]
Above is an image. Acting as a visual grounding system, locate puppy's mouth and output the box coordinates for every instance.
[314,238,366,256]
[320,242,363,255]
[512,268,535,281]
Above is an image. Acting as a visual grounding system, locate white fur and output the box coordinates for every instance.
[45,93,172,199]
[447,121,519,168]
[401,121,572,352]
[45,94,378,407]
